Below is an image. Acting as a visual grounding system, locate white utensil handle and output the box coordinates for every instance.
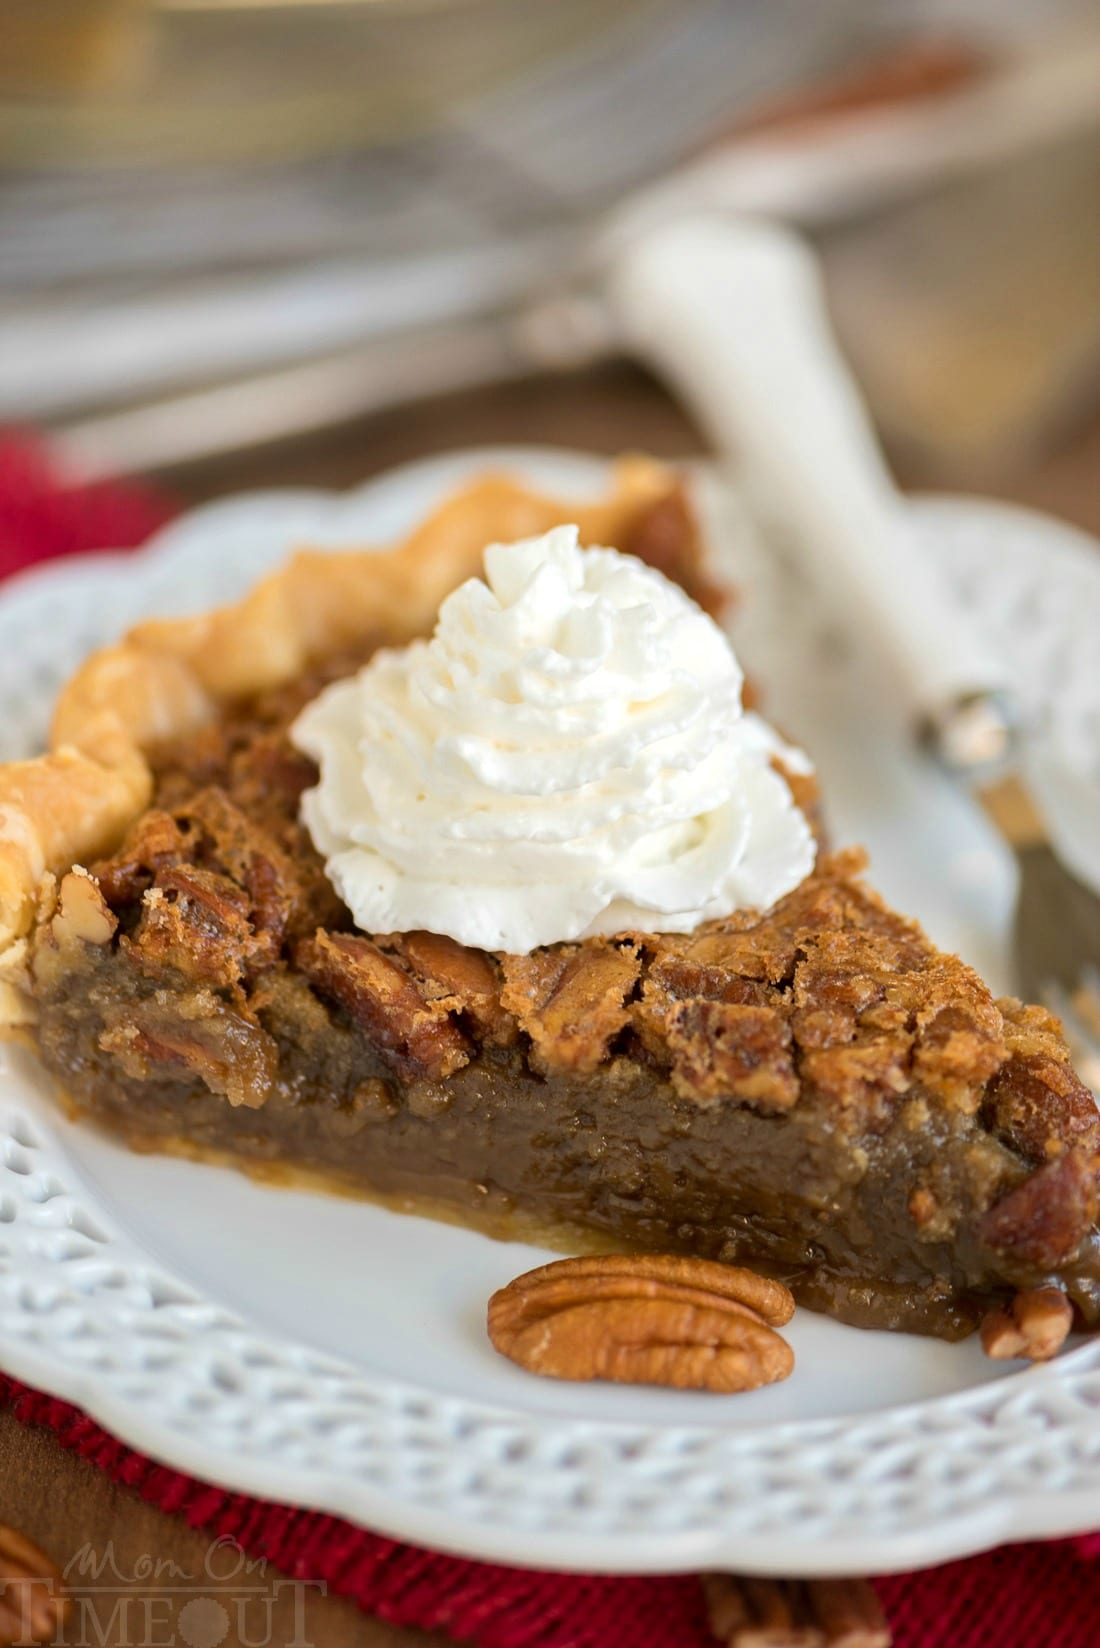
[609,216,1010,742]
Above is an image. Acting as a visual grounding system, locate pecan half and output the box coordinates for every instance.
[704,1572,891,1648]
[500,940,641,1074]
[978,1153,1097,1271]
[980,1285,1074,1362]
[297,930,470,1081]
[0,1524,69,1648]
[488,1254,795,1393]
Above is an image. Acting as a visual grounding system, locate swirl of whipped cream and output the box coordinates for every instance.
[292,524,815,952]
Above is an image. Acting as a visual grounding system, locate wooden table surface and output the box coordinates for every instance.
[2,362,1099,1648]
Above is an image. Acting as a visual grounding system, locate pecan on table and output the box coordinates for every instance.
[488,1254,795,1394]
[704,1573,891,1648]
[0,1524,69,1648]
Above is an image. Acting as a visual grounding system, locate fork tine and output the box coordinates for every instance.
[1014,845,1100,1005]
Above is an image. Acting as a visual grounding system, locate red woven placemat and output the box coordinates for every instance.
[1,432,1097,1647]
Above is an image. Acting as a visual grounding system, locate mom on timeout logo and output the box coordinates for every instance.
[2,1534,326,1648]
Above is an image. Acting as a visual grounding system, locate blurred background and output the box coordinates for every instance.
[1,0,1098,520]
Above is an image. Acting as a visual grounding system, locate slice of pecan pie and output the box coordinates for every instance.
[2,459,1098,1343]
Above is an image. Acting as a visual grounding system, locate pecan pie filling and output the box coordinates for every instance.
[26,653,1100,1342]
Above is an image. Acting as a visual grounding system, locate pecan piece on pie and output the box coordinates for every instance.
[296,930,471,1082]
[500,940,642,1074]
[392,930,513,1046]
[98,987,279,1110]
[488,1255,795,1392]
[662,998,799,1111]
[978,1152,1098,1272]
[51,868,117,948]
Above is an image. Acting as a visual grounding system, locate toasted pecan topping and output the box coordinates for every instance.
[0,1524,70,1648]
[664,999,798,1111]
[800,1039,910,1126]
[297,930,470,1081]
[643,950,775,1008]
[93,806,189,904]
[106,669,1084,1141]
[58,660,1100,1335]
[682,921,802,987]
[392,930,513,1045]
[501,940,641,1073]
[84,698,1100,1137]
[791,964,885,1051]
[982,1027,1100,1166]
[912,961,1005,1107]
[175,789,299,943]
[980,1285,1074,1362]
[488,1254,795,1392]
[128,869,261,994]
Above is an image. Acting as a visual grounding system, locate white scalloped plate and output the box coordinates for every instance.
[2,448,1100,1577]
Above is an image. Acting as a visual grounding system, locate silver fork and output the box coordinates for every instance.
[983,771,1100,1096]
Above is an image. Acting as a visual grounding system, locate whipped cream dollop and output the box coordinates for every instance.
[292,525,815,952]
